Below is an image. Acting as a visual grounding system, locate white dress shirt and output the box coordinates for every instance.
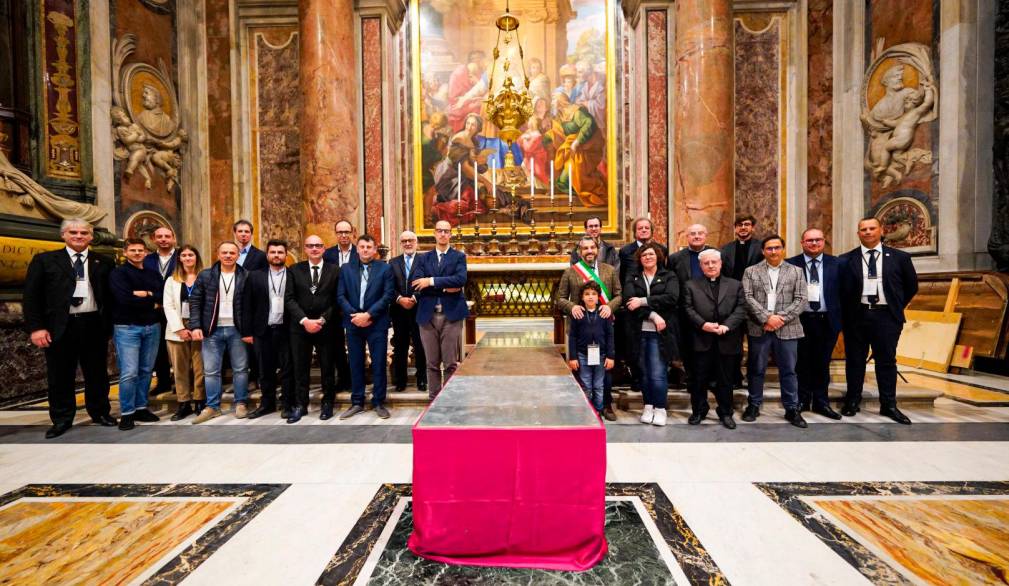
[859,244,888,305]
[66,246,97,313]
[803,253,827,312]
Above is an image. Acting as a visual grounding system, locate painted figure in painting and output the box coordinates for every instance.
[446,50,488,133]
[431,114,490,226]
[547,91,606,207]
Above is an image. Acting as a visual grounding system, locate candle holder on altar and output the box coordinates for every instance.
[505,186,522,256]
[525,205,541,255]
[378,244,390,261]
[469,213,485,256]
[544,206,560,255]
[563,198,576,254]
[486,204,501,255]
[454,206,466,252]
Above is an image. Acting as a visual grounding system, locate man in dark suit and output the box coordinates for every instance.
[719,214,762,281]
[143,225,177,395]
[337,235,396,419]
[618,217,668,286]
[617,217,668,391]
[322,219,357,390]
[668,223,714,390]
[570,216,619,272]
[24,218,117,438]
[839,217,919,424]
[389,230,427,393]
[787,228,842,420]
[284,234,340,422]
[243,239,295,420]
[682,249,747,429]
[412,220,468,398]
[234,219,268,271]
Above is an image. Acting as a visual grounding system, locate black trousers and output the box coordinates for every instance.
[678,315,698,389]
[331,313,351,389]
[44,313,111,426]
[290,326,337,408]
[689,347,735,417]
[843,306,902,408]
[617,310,641,391]
[255,324,295,408]
[154,312,172,391]
[391,306,426,389]
[796,312,839,410]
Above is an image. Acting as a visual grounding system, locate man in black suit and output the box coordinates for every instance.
[389,230,427,392]
[839,217,919,424]
[617,217,668,391]
[322,219,357,390]
[143,225,177,395]
[570,216,620,272]
[618,217,668,286]
[243,239,295,420]
[234,219,268,271]
[786,228,842,420]
[284,234,340,422]
[24,218,117,438]
[682,249,747,429]
[719,214,762,281]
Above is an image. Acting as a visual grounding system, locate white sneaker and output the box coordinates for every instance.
[652,409,667,426]
[640,404,654,424]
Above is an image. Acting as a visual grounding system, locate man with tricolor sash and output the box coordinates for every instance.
[556,236,622,420]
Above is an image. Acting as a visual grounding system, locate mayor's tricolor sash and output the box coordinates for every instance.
[572,260,611,304]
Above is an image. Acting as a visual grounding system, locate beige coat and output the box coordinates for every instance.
[555,262,622,316]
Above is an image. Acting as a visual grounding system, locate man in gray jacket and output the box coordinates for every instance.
[741,235,808,427]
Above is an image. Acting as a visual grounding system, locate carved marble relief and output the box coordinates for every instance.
[111,34,188,194]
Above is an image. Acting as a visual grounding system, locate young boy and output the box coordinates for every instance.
[567,281,615,413]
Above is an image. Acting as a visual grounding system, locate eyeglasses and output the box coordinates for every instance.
[803,238,824,243]
[434,229,451,234]
[335,231,352,235]
[764,246,783,251]
[305,243,325,249]
[400,239,417,244]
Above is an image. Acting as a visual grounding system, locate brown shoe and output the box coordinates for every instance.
[602,407,617,422]
[192,408,222,424]
[235,403,248,419]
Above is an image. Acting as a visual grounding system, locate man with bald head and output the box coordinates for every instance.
[285,235,340,422]
[389,230,427,392]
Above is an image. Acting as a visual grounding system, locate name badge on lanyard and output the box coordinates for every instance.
[807,283,821,303]
[270,295,284,315]
[587,344,601,366]
[73,280,89,298]
[862,277,878,297]
[766,290,777,312]
[181,301,190,319]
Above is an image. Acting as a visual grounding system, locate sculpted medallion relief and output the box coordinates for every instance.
[860,40,938,189]
[111,34,187,192]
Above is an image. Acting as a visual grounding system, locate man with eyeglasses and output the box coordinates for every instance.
[787,229,843,420]
[741,235,808,428]
[412,220,468,399]
[719,214,762,281]
[323,219,357,391]
[389,231,427,393]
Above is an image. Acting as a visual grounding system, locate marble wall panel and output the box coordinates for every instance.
[252,29,303,252]
[865,0,939,253]
[205,0,235,247]
[990,3,1009,270]
[806,0,833,251]
[361,18,384,242]
[645,10,669,246]
[733,14,782,237]
[110,0,181,234]
[0,302,46,405]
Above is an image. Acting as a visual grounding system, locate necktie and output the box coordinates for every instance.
[809,259,821,311]
[311,265,320,291]
[360,264,369,308]
[405,255,412,278]
[867,250,879,304]
[437,253,443,267]
[71,253,84,306]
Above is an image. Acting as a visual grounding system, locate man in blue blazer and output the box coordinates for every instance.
[786,228,842,420]
[412,220,469,398]
[839,217,919,424]
[143,225,178,395]
[337,234,395,419]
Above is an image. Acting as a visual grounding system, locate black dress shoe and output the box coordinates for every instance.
[118,415,135,430]
[741,404,760,422]
[841,403,860,417]
[247,404,276,419]
[171,402,194,422]
[720,415,736,429]
[394,385,407,393]
[880,406,911,425]
[417,382,428,392]
[45,422,72,439]
[133,409,160,423]
[92,415,117,427]
[785,409,808,428]
[319,402,334,421]
[286,406,307,424]
[812,405,842,420]
[687,409,708,425]
[194,400,206,415]
[799,402,811,413]
[280,405,293,419]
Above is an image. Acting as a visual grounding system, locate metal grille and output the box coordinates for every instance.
[466,270,563,317]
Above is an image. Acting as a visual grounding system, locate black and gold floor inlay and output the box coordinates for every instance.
[317,483,727,585]
[758,481,1009,585]
[0,483,288,584]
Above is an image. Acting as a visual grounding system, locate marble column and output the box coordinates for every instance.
[672,0,733,247]
[299,0,360,244]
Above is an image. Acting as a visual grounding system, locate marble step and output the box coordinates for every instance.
[148,387,432,410]
[615,383,942,411]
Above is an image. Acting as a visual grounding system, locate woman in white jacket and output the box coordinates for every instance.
[163,245,206,420]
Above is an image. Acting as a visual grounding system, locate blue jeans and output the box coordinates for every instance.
[638,332,668,408]
[747,333,799,410]
[347,324,388,407]
[577,352,605,412]
[113,324,161,416]
[202,326,249,410]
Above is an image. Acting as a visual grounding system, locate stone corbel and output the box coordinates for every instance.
[355,0,407,31]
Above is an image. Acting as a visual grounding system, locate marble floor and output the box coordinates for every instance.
[1,318,1008,585]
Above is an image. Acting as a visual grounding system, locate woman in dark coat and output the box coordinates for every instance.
[623,242,679,426]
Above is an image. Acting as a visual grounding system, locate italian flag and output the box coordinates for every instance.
[572,260,612,305]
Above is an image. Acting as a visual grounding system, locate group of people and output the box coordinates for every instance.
[559,214,918,429]
[24,218,468,438]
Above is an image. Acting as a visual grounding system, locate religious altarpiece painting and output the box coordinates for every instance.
[411,0,618,239]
